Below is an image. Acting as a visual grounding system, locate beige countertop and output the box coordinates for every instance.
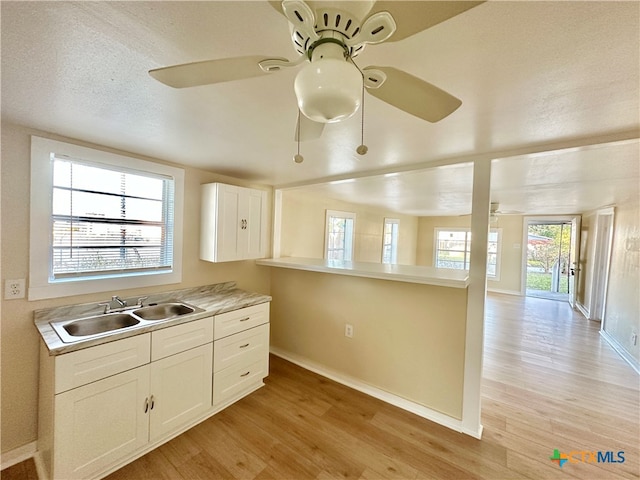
[34,282,271,355]
[256,257,470,288]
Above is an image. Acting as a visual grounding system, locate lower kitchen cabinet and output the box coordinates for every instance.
[54,366,150,479]
[51,343,213,480]
[38,301,269,480]
[213,323,270,406]
[149,343,213,440]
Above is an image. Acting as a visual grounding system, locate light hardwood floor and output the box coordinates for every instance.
[3,294,638,479]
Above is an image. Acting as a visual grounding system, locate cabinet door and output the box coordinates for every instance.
[54,366,150,480]
[201,183,241,262]
[215,184,242,262]
[149,343,213,441]
[244,188,267,260]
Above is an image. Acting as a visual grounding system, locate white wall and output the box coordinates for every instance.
[415,215,523,294]
[603,198,640,365]
[279,189,419,265]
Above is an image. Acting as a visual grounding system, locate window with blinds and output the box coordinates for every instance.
[51,156,175,280]
[434,228,501,278]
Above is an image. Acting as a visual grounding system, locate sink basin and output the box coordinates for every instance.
[50,300,205,343]
[132,303,197,321]
[56,313,140,339]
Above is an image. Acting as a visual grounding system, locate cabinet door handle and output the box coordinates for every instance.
[150,395,155,410]
[144,397,149,413]
[239,343,250,349]
[239,317,250,322]
[240,371,251,377]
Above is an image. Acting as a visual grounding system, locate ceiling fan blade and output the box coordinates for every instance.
[149,55,287,88]
[363,66,461,122]
[295,113,325,141]
[369,1,484,42]
[268,1,285,16]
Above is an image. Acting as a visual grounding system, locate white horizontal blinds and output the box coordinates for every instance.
[51,156,175,280]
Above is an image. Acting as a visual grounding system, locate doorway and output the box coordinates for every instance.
[523,217,577,302]
[589,208,615,323]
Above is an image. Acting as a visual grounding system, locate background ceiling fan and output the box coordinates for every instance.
[149,1,484,141]
[490,202,523,222]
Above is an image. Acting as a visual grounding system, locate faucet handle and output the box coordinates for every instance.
[98,302,111,314]
[137,296,148,307]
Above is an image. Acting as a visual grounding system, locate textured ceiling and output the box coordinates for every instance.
[2,1,639,215]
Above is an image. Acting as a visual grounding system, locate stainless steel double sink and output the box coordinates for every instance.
[50,301,205,343]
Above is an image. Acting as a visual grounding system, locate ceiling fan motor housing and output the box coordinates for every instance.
[289,6,367,59]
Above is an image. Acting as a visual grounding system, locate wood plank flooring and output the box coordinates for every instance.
[3,294,638,479]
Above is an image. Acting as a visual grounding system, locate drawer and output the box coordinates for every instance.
[214,303,269,340]
[214,323,269,373]
[213,356,268,406]
[151,317,213,361]
[55,334,150,393]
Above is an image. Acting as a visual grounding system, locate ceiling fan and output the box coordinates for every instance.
[490,202,523,222]
[149,1,483,141]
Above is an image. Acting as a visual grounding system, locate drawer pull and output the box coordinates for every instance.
[239,343,250,349]
[239,317,251,322]
[240,371,251,377]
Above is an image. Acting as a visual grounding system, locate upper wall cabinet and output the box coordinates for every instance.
[200,183,268,262]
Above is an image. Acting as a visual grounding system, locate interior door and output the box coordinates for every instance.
[568,216,581,308]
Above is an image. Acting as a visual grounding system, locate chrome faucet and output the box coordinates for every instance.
[112,296,127,308]
[99,295,147,314]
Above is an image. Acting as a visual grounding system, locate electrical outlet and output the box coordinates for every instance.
[345,324,354,338]
[632,332,638,346]
[4,278,26,299]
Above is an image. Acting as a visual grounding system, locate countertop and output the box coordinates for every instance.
[34,282,271,355]
[256,257,470,288]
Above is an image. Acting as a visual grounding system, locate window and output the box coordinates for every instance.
[382,218,399,264]
[325,210,356,261]
[30,136,184,300]
[51,158,174,279]
[434,228,501,278]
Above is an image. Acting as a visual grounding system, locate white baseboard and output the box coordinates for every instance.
[33,452,47,480]
[0,441,37,470]
[600,329,640,374]
[576,302,590,319]
[270,347,482,439]
[487,288,521,296]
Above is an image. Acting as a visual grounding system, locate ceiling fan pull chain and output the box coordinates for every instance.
[350,58,368,156]
[294,111,304,163]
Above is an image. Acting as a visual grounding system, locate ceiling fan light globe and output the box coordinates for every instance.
[294,58,362,123]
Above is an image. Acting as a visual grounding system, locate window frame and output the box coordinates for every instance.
[324,210,356,262]
[29,136,184,300]
[434,227,502,280]
[382,218,400,264]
